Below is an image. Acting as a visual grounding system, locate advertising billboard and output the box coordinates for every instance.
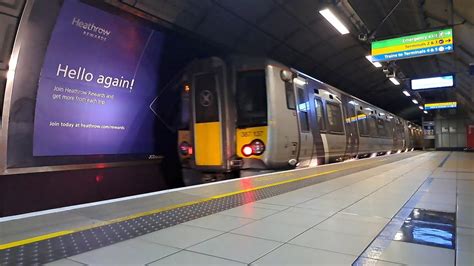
[411,74,454,90]
[33,0,164,156]
[371,28,453,62]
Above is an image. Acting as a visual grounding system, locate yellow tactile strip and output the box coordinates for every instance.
[0,153,415,265]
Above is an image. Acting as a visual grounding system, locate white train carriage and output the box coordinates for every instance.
[177,56,423,178]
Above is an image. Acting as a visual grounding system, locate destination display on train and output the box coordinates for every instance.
[424,101,457,110]
[33,0,164,156]
[371,28,453,62]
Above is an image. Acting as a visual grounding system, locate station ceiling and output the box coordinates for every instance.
[115,0,474,122]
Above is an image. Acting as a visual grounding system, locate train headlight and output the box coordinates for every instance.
[179,141,192,155]
[241,139,266,157]
[242,145,253,157]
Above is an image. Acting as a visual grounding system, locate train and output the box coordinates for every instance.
[175,56,423,181]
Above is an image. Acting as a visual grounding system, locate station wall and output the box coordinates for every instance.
[434,111,470,150]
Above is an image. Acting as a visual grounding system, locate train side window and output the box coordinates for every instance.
[315,98,326,131]
[395,119,401,137]
[385,120,393,138]
[376,118,387,137]
[285,83,296,110]
[357,111,369,136]
[297,88,310,132]
[368,116,377,137]
[326,102,344,133]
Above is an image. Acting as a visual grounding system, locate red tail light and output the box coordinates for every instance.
[179,141,191,156]
[241,139,265,157]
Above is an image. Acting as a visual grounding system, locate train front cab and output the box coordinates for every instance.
[178,56,423,182]
[235,60,324,171]
[239,63,350,170]
[177,57,239,181]
[234,59,301,171]
[233,60,270,170]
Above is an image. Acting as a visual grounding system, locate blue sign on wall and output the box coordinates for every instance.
[33,0,164,156]
[424,102,457,110]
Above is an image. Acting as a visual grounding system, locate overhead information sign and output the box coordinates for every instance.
[411,74,454,90]
[424,101,457,110]
[371,28,453,62]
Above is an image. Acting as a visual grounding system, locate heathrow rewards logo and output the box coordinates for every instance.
[71,17,111,42]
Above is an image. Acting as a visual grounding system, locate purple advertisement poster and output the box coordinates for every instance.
[33,0,164,156]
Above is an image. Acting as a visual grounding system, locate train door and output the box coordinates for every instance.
[325,98,347,161]
[391,119,398,152]
[393,118,402,152]
[342,96,359,159]
[402,121,408,150]
[191,58,228,170]
[308,84,326,166]
[294,82,313,167]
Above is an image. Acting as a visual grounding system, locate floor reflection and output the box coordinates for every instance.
[394,208,455,249]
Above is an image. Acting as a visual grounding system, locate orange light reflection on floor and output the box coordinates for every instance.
[240,178,256,204]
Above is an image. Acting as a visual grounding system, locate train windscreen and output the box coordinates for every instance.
[236,70,268,128]
[195,73,219,123]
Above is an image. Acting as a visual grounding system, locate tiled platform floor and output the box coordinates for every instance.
[8,151,474,265]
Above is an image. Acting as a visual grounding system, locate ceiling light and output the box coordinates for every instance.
[364,107,373,111]
[389,77,400,85]
[319,9,350,35]
[424,110,428,114]
[379,112,385,116]
[412,99,418,104]
[402,90,410,96]
[349,100,359,105]
[365,55,382,68]
[419,106,423,110]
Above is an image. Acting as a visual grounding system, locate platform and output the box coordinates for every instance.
[0,151,473,265]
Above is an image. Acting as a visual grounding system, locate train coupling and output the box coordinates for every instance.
[230,159,243,169]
